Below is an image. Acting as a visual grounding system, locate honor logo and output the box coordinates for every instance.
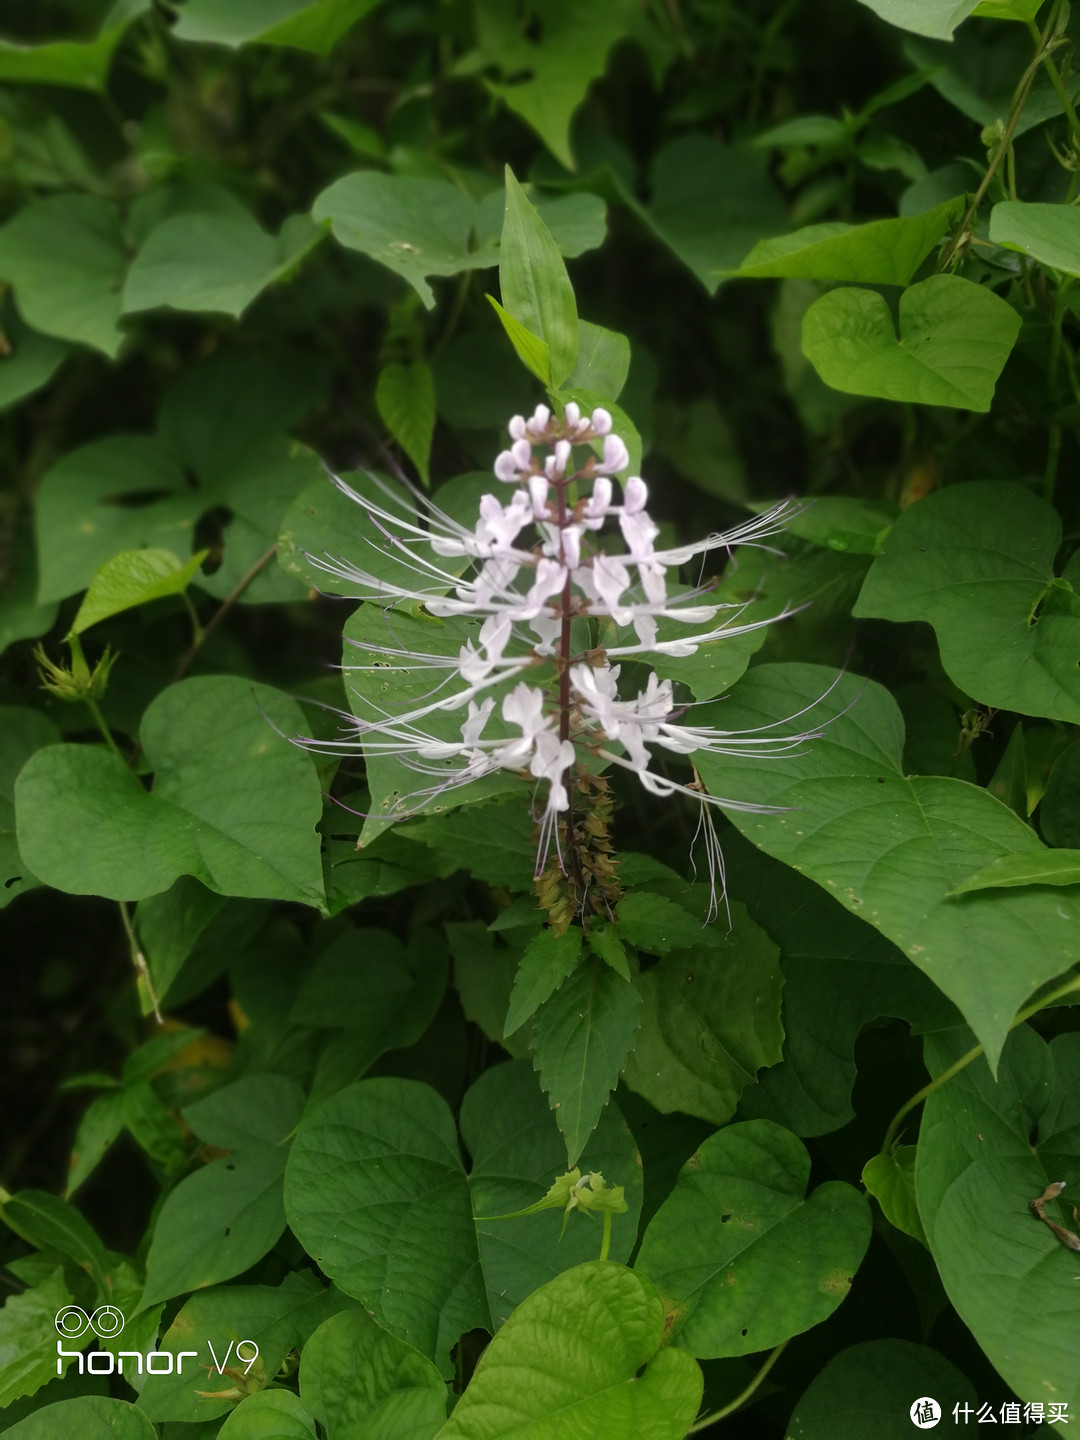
[54,1307,260,1379]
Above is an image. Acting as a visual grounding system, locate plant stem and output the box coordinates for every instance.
[1026,16,1080,153]
[686,1341,788,1433]
[940,5,1060,269]
[85,696,123,761]
[173,543,278,683]
[600,1210,612,1261]
[119,901,162,1023]
[879,971,1080,1155]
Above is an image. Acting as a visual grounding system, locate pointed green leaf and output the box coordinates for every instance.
[949,850,1080,893]
[587,923,630,980]
[376,361,435,487]
[635,1119,871,1357]
[0,1267,75,1409]
[504,927,583,1036]
[532,958,642,1165]
[862,1146,927,1245]
[499,169,578,388]
[855,0,978,38]
[802,274,1020,411]
[172,0,381,51]
[487,296,551,385]
[68,547,208,636]
[0,3,151,90]
[435,1262,702,1440]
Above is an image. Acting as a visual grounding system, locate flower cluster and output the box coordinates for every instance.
[305,404,819,917]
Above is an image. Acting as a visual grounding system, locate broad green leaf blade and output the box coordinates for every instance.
[68,547,208,636]
[123,210,324,317]
[856,0,979,37]
[500,170,578,389]
[140,1076,304,1308]
[1042,742,1080,847]
[587,923,630,980]
[728,197,962,283]
[403,797,538,890]
[802,274,1020,411]
[137,1272,349,1423]
[504,927,583,1036]
[376,362,435,487]
[989,200,1080,277]
[2,1190,110,1290]
[635,1119,871,1357]
[5,1397,156,1440]
[0,315,68,411]
[782,495,897,554]
[916,1026,1080,1412]
[532,958,641,1165]
[217,1390,317,1439]
[725,832,957,1137]
[0,196,127,356]
[0,707,59,910]
[172,0,381,51]
[862,1146,927,1245]
[854,482,1080,722]
[0,1267,75,1409]
[692,664,1080,1069]
[949,850,1080,893]
[786,1339,975,1437]
[0,3,150,90]
[284,1078,489,1373]
[567,320,630,397]
[15,677,325,907]
[616,892,722,955]
[621,900,784,1127]
[435,1262,702,1440]
[641,137,787,293]
[299,1307,446,1440]
[134,877,228,1003]
[463,1060,643,1323]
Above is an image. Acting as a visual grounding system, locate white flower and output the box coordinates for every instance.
[296,408,810,906]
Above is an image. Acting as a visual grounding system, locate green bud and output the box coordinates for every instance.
[34,635,118,703]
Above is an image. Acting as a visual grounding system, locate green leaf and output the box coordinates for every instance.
[855,0,979,38]
[0,314,68,411]
[124,211,324,318]
[635,1119,870,1357]
[801,274,1020,411]
[137,1272,349,1423]
[299,1307,446,1440]
[504,927,583,1036]
[783,496,897,554]
[640,137,787,293]
[916,1026,1080,1411]
[567,320,630,398]
[66,1091,127,1197]
[616,892,721,955]
[217,1390,317,1440]
[15,676,325,907]
[855,482,1080,722]
[0,707,59,910]
[5,1397,156,1440]
[472,0,637,171]
[134,878,228,1003]
[284,1078,489,1373]
[376,362,435,487]
[312,172,605,308]
[587,923,630,980]
[403,797,538,890]
[725,832,957,1137]
[692,664,1080,1069]
[949,850,1080,893]
[486,296,551,385]
[446,922,527,1057]
[989,200,1080,277]
[0,195,127,356]
[1,1190,110,1292]
[621,900,784,1127]
[500,169,578,389]
[435,1261,702,1440]
[68,547,208,636]
[0,3,151,90]
[1042,742,1080,848]
[140,1075,304,1309]
[463,1061,643,1325]
[728,197,962,283]
[0,1267,75,1409]
[786,1339,976,1438]
[862,1147,927,1245]
[532,958,642,1166]
[172,0,381,51]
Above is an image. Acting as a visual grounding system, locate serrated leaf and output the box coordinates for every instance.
[435,1262,702,1440]
[616,892,721,955]
[504,927,583,1036]
[68,547,208,636]
[0,1267,75,1409]
[621,900,784,1127]
[854,482,1080,722]
[635,1119,871,1357]
[587,923,630,980]
[375,361,435,487]
[15,677,325,907]
[532,958,641,1165]
[802,274,1020,411]
[500,169,578,388]
[693,664,1080,1070]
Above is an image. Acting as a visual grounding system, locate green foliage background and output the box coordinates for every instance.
[2,0,1080,1434]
